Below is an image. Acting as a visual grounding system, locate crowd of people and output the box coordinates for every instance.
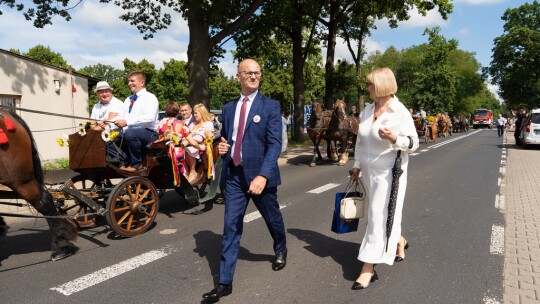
[90,71,219,184]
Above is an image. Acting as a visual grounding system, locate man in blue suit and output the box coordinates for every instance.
[203,59,287,302]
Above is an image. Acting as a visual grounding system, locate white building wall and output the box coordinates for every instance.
[0,51,90,161]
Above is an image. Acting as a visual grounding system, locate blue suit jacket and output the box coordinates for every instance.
[220,93,282,189]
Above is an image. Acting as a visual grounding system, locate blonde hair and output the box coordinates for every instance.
[194,103,212,122]
[366,67,398,97]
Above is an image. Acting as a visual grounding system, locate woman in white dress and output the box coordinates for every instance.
[349,67,419,290]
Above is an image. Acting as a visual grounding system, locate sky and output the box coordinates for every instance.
[0,0,531,97]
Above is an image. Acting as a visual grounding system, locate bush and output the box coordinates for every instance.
[42,158,69,170]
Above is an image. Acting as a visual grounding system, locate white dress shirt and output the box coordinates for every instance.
[121,88,159,130]
[230,90,257,161]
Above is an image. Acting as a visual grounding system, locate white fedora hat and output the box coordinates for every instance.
[94,81,112,92]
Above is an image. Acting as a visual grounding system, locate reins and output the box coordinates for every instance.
[0,105,115,123]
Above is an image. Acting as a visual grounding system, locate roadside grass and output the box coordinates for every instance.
[43,158,69,170]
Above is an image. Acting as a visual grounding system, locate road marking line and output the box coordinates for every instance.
[245,182,341,223]
[497,177,502,186]
[244,204,287,223]
[483,295,501,304]
[51,247,175,296]
[409,153,419,156]
[495,194,505,210]
[420,149,429,152]
[307,183,340,194]
[490,225,504,255]
[427,130,481,149]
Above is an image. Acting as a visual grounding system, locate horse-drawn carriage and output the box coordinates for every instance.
[452,116,469,133]
[414,118,437,144]
[0,109,222,260]
[51,127,222,237]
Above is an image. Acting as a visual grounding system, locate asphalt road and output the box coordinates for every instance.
[0,129,504,304]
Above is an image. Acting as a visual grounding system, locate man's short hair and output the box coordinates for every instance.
[179,101,192,109]
[128,71,146,82]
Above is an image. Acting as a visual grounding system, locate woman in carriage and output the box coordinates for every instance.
[182,104,216,184]
[156,102,206,184]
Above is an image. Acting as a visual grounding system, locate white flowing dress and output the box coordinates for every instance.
[353,96,419,265]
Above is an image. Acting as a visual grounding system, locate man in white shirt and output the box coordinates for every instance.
[114,71,159,172]
[496,114,506,137]
[180,102,195,128]
[90,81,123,130]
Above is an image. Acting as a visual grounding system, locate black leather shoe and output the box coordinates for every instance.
[272,248,287,271]
[202,284,232,303]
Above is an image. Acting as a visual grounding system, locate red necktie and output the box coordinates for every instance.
[233,97,249,166]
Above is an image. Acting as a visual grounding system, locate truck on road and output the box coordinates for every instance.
[473,109,493,129]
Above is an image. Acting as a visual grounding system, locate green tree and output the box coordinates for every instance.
[78,63,125,84]
[154,59,189,105]
[488,1,540,109]
[209,70,240,110]
[411,27,458,113]
[325,0,453,110]
[448,49,485,115]
[333,59,358,104]
[78,63,126,109]
[233,0,322,143]
[4,0,265,108]
[23,45,73,70]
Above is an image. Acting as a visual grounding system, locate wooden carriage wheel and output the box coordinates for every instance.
[55,176,105,228]
[106,176,159,237]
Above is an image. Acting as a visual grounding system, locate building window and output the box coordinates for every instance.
[0,95,19,112]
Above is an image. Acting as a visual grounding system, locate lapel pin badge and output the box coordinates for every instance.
[253,115,261,123]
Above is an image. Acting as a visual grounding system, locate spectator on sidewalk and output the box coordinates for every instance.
[496,114,506,137]
[514,109,526,145]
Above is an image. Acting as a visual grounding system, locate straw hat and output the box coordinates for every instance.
[94,81,112,92]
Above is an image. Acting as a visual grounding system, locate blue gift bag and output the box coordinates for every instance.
[331,191,361,234]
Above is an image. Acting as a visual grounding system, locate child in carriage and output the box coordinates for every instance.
[156,102,205,183]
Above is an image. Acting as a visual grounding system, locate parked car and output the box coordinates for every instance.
[520,108,540,148]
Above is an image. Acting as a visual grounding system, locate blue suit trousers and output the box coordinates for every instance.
[219,163,286,285]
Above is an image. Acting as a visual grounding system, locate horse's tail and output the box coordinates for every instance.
[8,111,45,187]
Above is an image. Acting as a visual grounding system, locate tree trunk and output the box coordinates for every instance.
[187,14,211,108]
[324,1,339,110]
[356,29,366,110]
[291,28,305,143]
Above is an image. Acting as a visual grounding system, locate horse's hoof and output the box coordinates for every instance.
[50,245,79,261]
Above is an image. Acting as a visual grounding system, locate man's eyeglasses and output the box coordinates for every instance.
[240,71,262,78]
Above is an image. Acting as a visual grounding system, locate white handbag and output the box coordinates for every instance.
[339,181,365,220]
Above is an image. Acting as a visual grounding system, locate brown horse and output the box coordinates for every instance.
[0,109,78,261]
[307,101,336,167]
[326,100,359,166]
[436,113,452,137]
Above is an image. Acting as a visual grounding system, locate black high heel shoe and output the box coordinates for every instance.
[394,240,410,262]
[351,271,379,290]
